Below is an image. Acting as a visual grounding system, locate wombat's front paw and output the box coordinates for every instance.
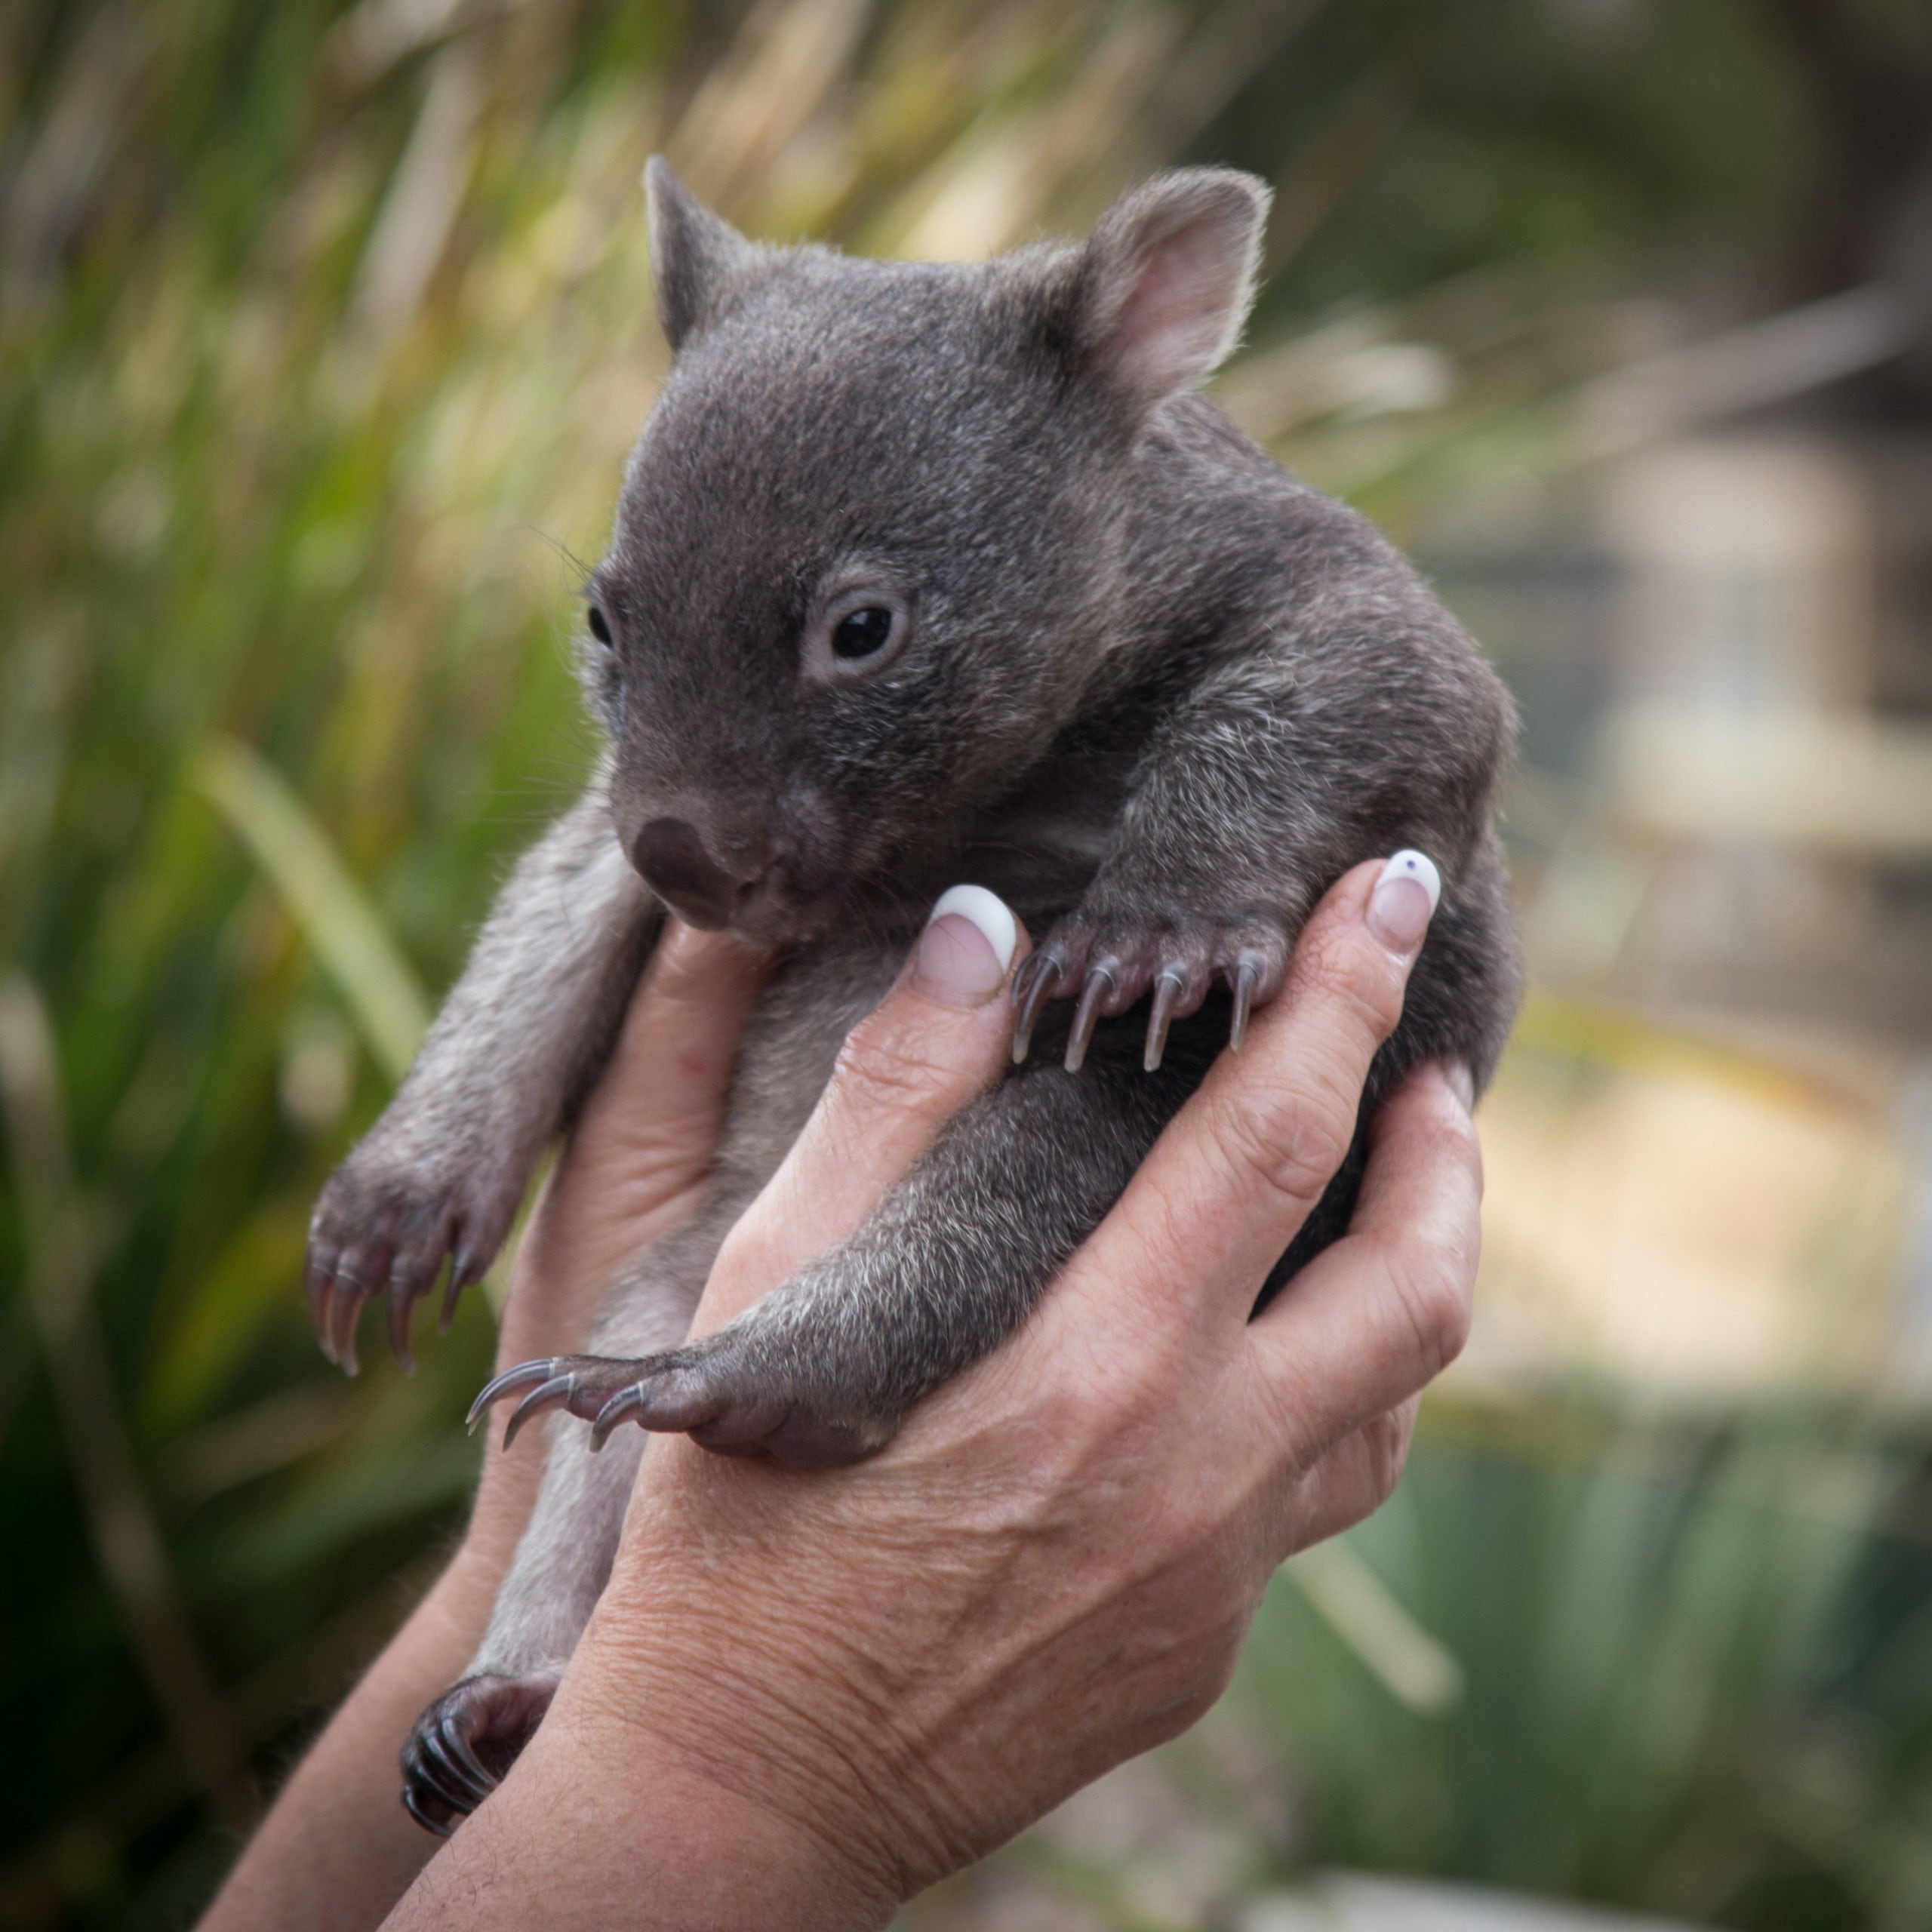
[400,1670,560,1837]
[468,1335,891,1468]
[305,1143,524,1374]
[1012,903,1293,1072]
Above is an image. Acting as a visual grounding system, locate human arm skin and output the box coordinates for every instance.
[386,857,1481,1928]
[198,921,771,1932]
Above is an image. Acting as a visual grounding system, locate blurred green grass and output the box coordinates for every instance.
[5,2,1930,1927]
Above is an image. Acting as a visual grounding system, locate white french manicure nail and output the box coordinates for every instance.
[915,884,1019,1004]
[1367,849,1441,954]
[927,885,1017,971]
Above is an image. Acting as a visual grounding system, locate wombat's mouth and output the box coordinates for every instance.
[642,858,843,945]
[624,806,856,943]
[727,881,842,944]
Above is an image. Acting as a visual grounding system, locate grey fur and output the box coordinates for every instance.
[309,162,1521,1828]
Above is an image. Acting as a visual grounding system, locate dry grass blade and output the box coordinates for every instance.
[348,35,489,351]
[1287,1540,1464,1715]
[667,0,874,212]
[192,737,431,1084]
[0,974,244,1820]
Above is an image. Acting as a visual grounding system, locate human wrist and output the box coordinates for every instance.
[394,1597,906,1932]
[561,1470,943,1921]
[566,1574,913,1924]
[561,1668,902,1931]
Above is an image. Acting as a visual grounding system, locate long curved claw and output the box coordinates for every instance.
[466,1358,559,1434]
[1231,958,1260,1052]
[425,1724,494,1806]
[1064,968,1112,1074]
[401,1783,455,1839]
[387,1272,420,1375]
[305,1244,340,1363]
[1011,951,1060,1064]
[437,1714,496,1801]
[405,1747,473,1817]
[328,1263,366,1377]
[502,1372,580,1451]
[1143,970,1183,1073]
[420,1748,481,1811]
[588,1366,718,1444]
[589,1385,647,1451]
[440,1245,482,1334]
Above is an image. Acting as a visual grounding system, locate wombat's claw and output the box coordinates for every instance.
[1010,949,1067,1063]
[1231,958,1259,1052]
[304,1161,508,1375]
[466,1358,561,1440]
[471,1344,883,1466]
[1064,968,1113,1074]
[400,1672,559,1836]
[1011,912,1289,1072]
[1145,969,1184,1072]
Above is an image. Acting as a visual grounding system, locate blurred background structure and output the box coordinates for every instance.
[3,1,1932,1926]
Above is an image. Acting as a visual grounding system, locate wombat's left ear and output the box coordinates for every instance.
[645,157,760,352]
[1070,168,1270,407]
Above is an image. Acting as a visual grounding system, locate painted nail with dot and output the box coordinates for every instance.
[1367,849,1441,955]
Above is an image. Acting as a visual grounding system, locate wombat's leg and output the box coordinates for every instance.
[1013,600,1515,1074]
[306,771,660,1373]
[472,1044,1186,1466]
[399,1200,742,1834]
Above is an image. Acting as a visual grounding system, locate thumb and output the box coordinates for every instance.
[695,886,1029,1332]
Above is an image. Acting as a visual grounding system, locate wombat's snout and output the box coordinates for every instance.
[631,816,763,929]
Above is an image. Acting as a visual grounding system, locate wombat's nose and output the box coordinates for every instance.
[630,817,749,929]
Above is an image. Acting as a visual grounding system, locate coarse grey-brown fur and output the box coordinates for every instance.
[306,161,1522,1832]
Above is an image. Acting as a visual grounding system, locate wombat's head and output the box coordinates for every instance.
[584,158,1267,940]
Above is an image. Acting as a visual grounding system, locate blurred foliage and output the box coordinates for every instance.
[2,0,1929,1927]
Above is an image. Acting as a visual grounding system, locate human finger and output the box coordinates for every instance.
[570,918,774,1188]
[1243,1061,1481,1458]
[1267,1399,1420,1562]
[1069,853,1440,1334]
[696,886,1027,1331]
[497,921,771,1363]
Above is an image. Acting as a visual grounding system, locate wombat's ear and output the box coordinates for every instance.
[645,157,759,352]
[1071,168,1270,407]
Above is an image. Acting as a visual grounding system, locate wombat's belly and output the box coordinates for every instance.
[706,928,915,1201]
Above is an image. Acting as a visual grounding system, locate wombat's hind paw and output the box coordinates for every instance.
[469,1339,885,1467]
[305,1155,518,1376]
[400,1670,559,1836]
[1011,911,1291,1073]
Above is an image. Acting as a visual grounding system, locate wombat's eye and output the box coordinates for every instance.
[832,608,893,660]
[802,583,911,685]
[586,605,613,648]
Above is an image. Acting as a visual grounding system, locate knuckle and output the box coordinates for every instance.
[1364,1407,1416,1503]
[1217,1064,1358,1217]
[827,1017,955,1126]
[1381,1235,1474,1380]
[1294,924,1406,1047]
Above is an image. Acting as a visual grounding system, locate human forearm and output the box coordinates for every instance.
[381,1640,897,1932]
[201,1552,500,1932]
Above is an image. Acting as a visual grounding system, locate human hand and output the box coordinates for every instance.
[393,856,1481,1929]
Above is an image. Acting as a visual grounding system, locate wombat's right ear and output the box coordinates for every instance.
[645,158,758,352]
[1068,168,1271,409]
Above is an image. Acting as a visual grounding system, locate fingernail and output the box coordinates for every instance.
[914,885,1019,1007]
[1444,1060,1475,1112]
[1367,850,1441,955]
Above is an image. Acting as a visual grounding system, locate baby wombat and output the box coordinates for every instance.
[303,160,1521,1832]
